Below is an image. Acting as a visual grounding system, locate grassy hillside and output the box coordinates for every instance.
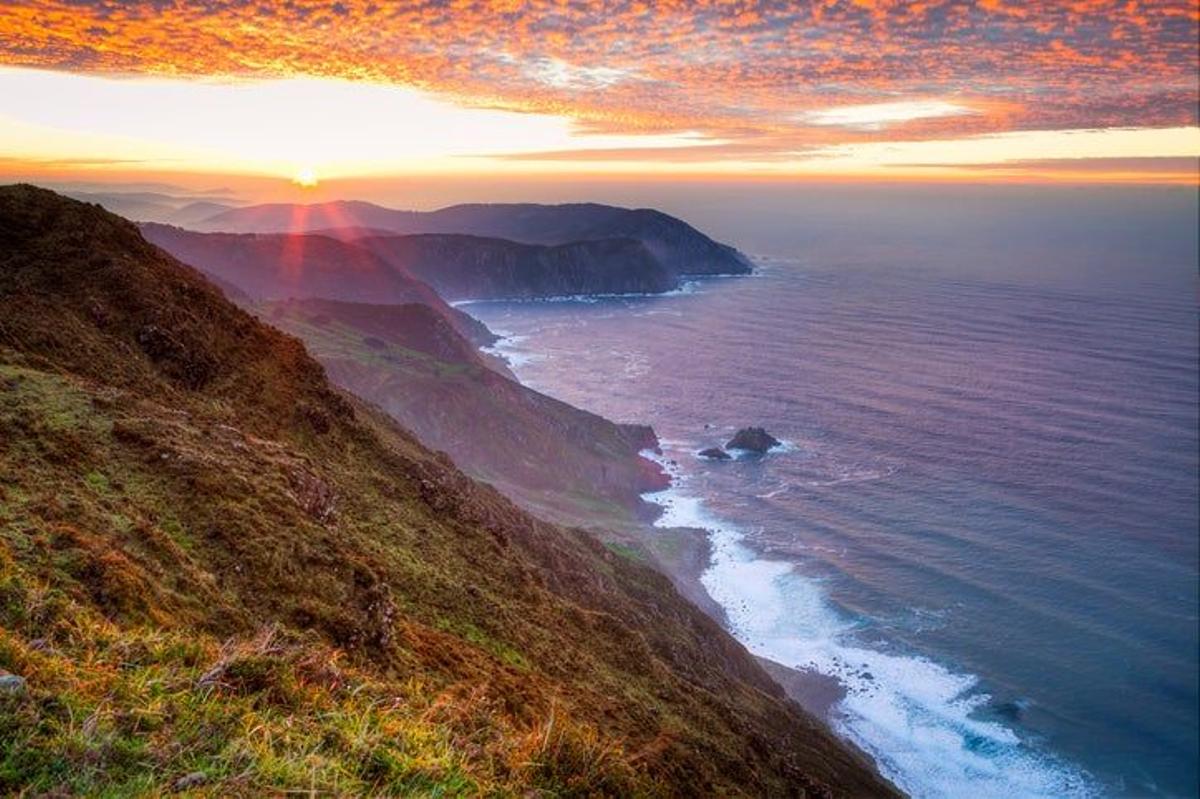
[261,298,667,529]
[0,186,898,797]
[138,223,495,348]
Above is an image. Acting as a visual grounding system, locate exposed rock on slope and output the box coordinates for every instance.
[0,185,898,797]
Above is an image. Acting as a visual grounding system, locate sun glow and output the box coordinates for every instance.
[293,166,318,187]
[0,67,1195,185]
[0,68,714,180]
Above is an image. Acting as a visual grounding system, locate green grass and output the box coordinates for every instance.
[0,366,651,797]
[604,542,648,563]
[436,619,531,672]
[84,469,111,493]
[0,609,495,796]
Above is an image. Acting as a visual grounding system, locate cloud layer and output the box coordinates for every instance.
[1,0,1197,165]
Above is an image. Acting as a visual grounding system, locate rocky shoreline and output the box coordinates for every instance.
[643,515,850,722]
[473,323,850,723]
[638,482,849,724]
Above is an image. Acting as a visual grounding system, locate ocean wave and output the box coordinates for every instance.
[640,448,1099,799]
[751,466,893,493]
[802,463,897,487]
[480,329,543,369]
[755,482,793,500]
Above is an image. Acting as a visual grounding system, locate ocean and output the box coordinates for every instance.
[464,188,1199,798]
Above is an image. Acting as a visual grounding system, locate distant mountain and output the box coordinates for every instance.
[139,223,494,346]
[63,189,236,224]
[0,184,897,797]
[145,223,678,303]
[262,298,669,526]
[197,200,753,277]
[167,200,235,227]
[355,233,676,300]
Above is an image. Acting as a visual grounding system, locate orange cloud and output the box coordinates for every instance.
[0,0,1196,160]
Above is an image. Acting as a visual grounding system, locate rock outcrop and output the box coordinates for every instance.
[726,427,782,453]
[0,673,27,696]
[699,447,732,460]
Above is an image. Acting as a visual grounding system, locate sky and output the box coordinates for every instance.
[0,0,1198,192]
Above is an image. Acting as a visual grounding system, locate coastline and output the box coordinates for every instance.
[470,289,1106,799]
[641,512,850,722]
[473,304,866,727]
[449,280,703,307]
[473,312,861,728]
[450,271,757,309]
[637,448,851,723]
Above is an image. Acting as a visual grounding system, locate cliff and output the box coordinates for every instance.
[0,185,898,797]
[139,223,495,346]
[261,298,669,527]
[196,200,754,280]
[355,233,677,300]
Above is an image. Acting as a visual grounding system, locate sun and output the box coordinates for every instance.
[292,166,319,188]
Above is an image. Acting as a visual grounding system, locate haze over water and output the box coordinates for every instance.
[468,187,1200,797]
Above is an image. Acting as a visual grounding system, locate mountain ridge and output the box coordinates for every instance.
[195,200,753,279]
[138,223,497,346]
[144,224,680,303]
[354,233,676,300]
[0,185,897,796]
[260,297,670,528]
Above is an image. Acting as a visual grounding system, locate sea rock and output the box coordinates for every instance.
[698,447,732,460]
[725,427,781,454]
[0,673,27,695]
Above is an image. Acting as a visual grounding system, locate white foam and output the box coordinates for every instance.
[755,482,792,500]
[642,447,1100,799]
[692,437,801,462]
[803,464,896,487]
[479,289,1100,796]
[453,279,704,307]
[480,330,543,370]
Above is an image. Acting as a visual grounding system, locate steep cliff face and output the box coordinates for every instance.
[356,233,677,300]
[139,223,495,346]
[579,207,752,276]
[197,200,753,280]
[262,298,669,527]
[0,186,899,797]
[269,299,492,367]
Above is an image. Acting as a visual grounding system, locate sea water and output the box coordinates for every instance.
[465,188,1199,797]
